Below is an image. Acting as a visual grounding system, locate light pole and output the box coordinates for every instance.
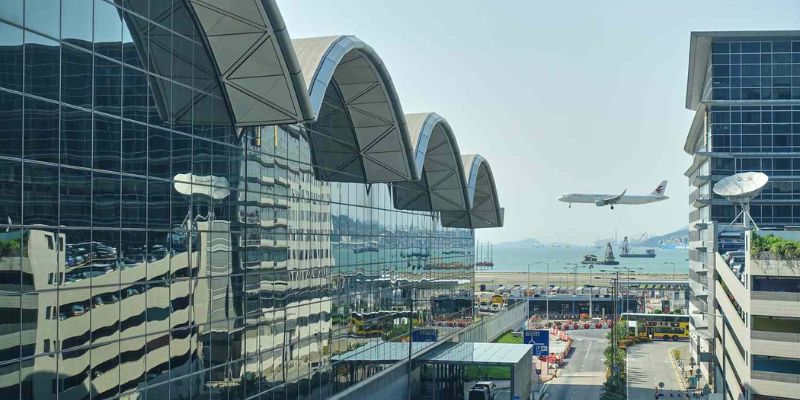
[693,310,727,398]
[545,260,559,323]
[527,261,543,294]
[664,261,677,281]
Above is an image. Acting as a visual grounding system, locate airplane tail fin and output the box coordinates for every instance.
[651,180,668,197]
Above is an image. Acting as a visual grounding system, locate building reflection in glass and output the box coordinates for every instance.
[0,1,476,399]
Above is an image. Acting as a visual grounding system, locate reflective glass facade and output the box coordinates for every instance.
[695,38,800,226]
[0,1,477,399]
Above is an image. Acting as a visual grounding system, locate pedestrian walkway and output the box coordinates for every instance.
[671,344,711,398]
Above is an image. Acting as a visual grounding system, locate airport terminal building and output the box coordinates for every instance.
[0,1,504,399]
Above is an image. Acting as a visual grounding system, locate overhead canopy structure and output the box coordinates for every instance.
[392,113,470,211]
[293,35,417,183]
[441,155,504,228]
[172,3,505,227]
[188,0,314,125]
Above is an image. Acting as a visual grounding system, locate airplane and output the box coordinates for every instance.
[558,180,669,210]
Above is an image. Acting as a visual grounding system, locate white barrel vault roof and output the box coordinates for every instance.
[292,35,417,183]
[392,113,470,212]
[441,155,504,228]
[181,1,504,228]
[188,0,314,125]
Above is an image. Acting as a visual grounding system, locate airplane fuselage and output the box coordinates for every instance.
[558,193,668,205]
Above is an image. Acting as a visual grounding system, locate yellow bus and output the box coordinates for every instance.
[620,313,690,341]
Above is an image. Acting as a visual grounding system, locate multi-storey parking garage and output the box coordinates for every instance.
[0,1,504,399]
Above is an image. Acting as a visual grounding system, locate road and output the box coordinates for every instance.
[627,341,687,400]
[543,329,607,400]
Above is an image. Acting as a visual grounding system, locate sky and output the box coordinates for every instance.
[276,0,800,245]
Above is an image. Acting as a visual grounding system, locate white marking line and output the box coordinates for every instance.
[626,346,630,400]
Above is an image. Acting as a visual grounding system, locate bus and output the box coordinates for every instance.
[620,313,690,341]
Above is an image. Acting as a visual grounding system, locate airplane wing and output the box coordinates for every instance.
[596,189,626,206]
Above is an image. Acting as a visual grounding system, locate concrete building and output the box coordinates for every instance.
[0,1,506,399]
[709,230,800,400]
[683,31,800,399]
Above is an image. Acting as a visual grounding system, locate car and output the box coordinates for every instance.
[92,296,104,308]
[469,381,496,400]
[70,304,85,316]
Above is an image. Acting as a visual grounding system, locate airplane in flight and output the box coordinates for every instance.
[558,180,669,209]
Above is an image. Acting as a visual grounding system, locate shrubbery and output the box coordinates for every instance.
[751,233,800,260]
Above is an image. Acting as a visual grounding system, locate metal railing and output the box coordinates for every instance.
[751,370,800,384]
[458,301,528,343]
[751,291,800,302]
[751,330,800,343]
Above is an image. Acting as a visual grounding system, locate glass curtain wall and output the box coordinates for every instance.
[707,39,800,226]
[0,1,476,399]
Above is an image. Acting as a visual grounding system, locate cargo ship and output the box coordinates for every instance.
[619,237,656,258]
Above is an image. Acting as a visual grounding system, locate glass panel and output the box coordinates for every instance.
[92,172,120,228]
[0,22,23,92]
[24,31,59,100]
[94,0,123,61]
[94,114,122,172]
[23,162,58,225]
[60,167,91,227]
[60,0,93,49]
[60,44,94,108]
[0,0,23,25]
[121,120,147,175]
[94,55,122,115]
[0,159,22,225]
[25,0,59,38]
[0,90,23,159]
[23,97,59,163]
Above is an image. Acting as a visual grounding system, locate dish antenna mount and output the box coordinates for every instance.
[712,172,768,230]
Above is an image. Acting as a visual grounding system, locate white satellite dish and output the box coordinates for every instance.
[712,172,768,230]
[173,174,231,200]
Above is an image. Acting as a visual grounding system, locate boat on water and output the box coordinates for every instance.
[353,241,379,254]
[581,243,620,265]
[619,236,656,258]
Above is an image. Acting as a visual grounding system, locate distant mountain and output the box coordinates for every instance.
[494,238,544,248]
[639,227,688,247]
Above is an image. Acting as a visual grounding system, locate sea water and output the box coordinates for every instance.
[487,246,689,275]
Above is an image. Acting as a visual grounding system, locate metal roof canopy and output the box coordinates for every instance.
[330,342,532,366]
[419,342,532,366]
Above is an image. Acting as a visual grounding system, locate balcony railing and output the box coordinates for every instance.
[751,330,800,343]
[752,291,800,302]
[751,370,800,384]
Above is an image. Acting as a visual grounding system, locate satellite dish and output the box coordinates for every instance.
[173,174,231,200]
[712,172,768,230]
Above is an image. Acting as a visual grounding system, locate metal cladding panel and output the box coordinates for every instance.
[392,113,470,212]
[293,36,417,183]
[441,154,503,229]
[188,0,314,125]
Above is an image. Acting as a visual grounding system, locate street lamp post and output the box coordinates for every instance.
[693,310,728,399]
[527,261,543,294]
[664,261,677,281]
[545,260,559,323]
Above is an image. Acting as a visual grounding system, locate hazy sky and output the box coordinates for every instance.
[276,0,800,245]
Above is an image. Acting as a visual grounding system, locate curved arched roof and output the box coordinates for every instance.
[392,113,470,211]
[188,0,314,125]
[292,36,417,183]
[441,155,504,228]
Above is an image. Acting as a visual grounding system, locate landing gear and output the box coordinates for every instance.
[569,203,572,208]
